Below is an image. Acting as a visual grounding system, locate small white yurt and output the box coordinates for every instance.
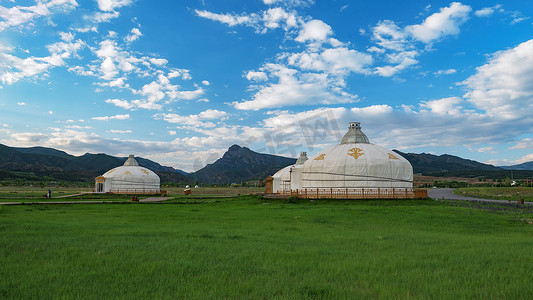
[271,152,308,194]
[95,155,160,194]
[271,165,292,194]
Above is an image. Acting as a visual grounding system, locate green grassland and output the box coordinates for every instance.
[1,196,532,299]
[455,187,533,202]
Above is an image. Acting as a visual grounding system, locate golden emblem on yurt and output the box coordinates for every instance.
[348,148,364,159]
[388,153,399,160]
[314,154,326,160]
[141,169,149,175]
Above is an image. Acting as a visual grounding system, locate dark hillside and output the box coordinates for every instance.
[191,145,296,184]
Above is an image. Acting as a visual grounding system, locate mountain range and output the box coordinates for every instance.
[0,142,532,184]
[0,143,188,183]
[500,161,533,171]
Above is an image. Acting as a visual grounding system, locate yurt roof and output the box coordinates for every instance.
[101,155,160,183]
[340,122,369,144]
[272,165,292,181]
[295,152,308,165]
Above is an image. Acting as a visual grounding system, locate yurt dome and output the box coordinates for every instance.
[95,155,160,194]
[301,122,413,189]
[271,152,308,193]
[272,165,291,193]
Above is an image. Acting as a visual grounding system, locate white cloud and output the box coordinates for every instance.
[59,32,74,42]
[75,38,205,110]
[107,129,132,133]
[246,71,268,81]
[406,2,472,44]
[195,7,300,34]
[168,69,191,79]
[167,87,205,100]
[0,35,84,85]
[372,20,409,52]
[461,39,533,120]
[100,56,117,80]
[139,81,165,102]
[87,11,120,23]
[510,138,533,150]
[512,153,533,164]
[475,5,502,17]
[295,19,332,43]
[105,98,135,110]
[420,97,463,115]
[262,7,298,30]
[130,100,162,110]
[96,0,132,12]
[235,63,357,110]
[435,69,456,76]
[262,0,314,7]
[74,26,98,33]
[8,132,48,143]
[374,51,418,77]
[510,17,529,25]
[198,109,228,119]
[149,58,168,66]
[92,114,130,121]
[195,10,253,27]
[65,125,92,129]
[95,39,118,58]
[125,27,142,42]
[0,0,78,32]
[17,102,26,106]
[350,105,393,115]
[0,54,48,84]
[157,109,228,128]
[475,146,494,153]
[201,80,210,86]
[288,47,373,75]
[369,3,472,77]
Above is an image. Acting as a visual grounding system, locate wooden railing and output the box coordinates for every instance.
[108,189,161,195]
[277,188,428,199]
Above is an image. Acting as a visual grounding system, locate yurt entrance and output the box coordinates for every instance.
[95,176,105,193]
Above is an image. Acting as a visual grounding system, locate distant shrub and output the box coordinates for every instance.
[286,196,300,203]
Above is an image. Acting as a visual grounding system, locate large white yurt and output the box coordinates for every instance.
[301,122,413,189]
[269,122,416,198]
[95,155,160,194]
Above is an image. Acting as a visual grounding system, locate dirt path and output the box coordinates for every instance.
[0,196,172,205]
[54,192,92,198]
[428,188,532,205]
[139,197,172,202]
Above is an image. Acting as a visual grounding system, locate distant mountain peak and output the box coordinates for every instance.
[191,145,296,184]
[228,144,242,151]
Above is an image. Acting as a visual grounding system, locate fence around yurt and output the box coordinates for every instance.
[275,187,427,199]
[108,188,162,195]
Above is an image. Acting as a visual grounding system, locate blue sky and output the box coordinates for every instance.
[1,0,532,172]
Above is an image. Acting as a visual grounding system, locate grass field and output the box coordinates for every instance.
[1,196,532,299]
[454,187,533,202]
